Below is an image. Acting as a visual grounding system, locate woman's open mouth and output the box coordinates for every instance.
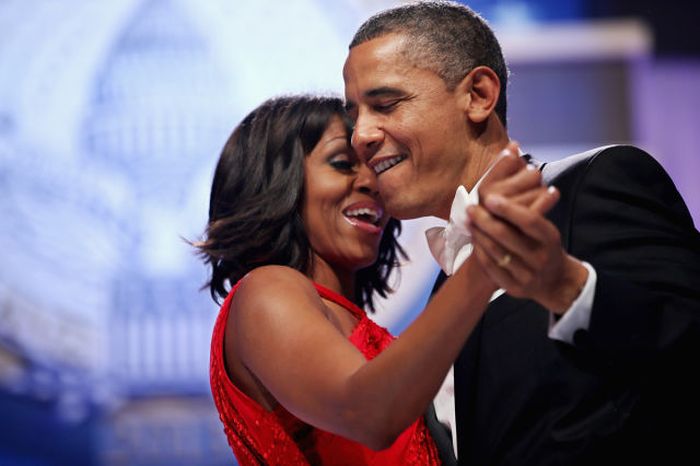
[343,202,384,234]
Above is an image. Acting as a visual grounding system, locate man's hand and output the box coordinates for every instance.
[467,192,589,314]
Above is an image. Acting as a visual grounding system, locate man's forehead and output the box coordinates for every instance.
[346,33,409,70]
[344,36,414,97]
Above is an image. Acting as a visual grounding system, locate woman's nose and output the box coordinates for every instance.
[354,160,379,197]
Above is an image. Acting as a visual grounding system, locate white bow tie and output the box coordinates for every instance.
[425,185,480,275]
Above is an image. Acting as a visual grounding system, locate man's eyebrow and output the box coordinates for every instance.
[365,87,404,99]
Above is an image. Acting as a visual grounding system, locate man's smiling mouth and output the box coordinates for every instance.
[370,155,407,175]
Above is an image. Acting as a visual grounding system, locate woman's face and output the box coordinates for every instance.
[302,115,389,275]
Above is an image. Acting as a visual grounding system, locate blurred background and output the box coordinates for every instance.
[0,0,698,464]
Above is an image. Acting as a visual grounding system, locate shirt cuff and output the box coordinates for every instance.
[548,261,597,344]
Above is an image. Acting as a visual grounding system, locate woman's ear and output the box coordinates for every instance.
[456,66,501,124]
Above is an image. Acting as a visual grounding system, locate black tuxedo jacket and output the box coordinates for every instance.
[436,145,700,465]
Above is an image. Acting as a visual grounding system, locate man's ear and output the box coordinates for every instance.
[456,66,501,124]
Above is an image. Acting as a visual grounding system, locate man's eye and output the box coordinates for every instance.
[375,101,398,112]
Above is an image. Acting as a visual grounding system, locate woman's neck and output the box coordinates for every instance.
[309,256,355,301]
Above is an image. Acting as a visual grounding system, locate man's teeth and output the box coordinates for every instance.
[373,155,406,174]
[345,208,380,224]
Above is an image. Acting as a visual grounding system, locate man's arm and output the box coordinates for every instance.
[468,145,700,363]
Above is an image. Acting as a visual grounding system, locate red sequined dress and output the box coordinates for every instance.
[210,280,441,465]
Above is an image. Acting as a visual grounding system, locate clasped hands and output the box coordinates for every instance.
[467,142,589,314]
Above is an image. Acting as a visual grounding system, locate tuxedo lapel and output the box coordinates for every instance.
[454,316,482,462]
[454,291,534,461]
[425,402,458,465]
[526,154,571,246]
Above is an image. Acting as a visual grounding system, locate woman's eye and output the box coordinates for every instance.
[330,160,355,171]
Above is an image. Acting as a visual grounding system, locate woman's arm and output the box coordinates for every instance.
[230,259,493,450]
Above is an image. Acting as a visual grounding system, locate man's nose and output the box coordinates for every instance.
[351,116,383,161]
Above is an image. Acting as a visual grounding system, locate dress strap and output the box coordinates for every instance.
[312,282,366,320]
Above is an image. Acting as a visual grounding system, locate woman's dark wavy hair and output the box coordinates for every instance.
[194,95,405,311]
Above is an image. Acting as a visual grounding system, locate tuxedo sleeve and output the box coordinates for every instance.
[558,146,700,366]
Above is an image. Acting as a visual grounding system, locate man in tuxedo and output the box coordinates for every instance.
[343,1,700,464]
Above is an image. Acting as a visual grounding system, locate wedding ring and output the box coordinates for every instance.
[497,253,512,268]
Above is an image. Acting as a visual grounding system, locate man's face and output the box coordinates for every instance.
[343,33,470,220]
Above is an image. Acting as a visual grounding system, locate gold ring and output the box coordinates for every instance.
[497,253,512,268]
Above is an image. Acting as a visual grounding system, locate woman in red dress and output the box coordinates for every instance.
[194,95,551,465]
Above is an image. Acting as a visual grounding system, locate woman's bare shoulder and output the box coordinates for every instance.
[231,265,322,324]
[237,265,314,299]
